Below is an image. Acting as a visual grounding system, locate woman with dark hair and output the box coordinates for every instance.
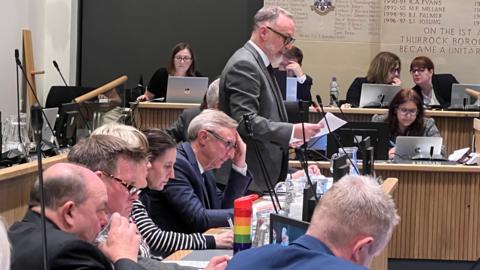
[137,42,202,101]
[372,88,441,159]
[346,51,402,107]
[131,129,232,257]
[410,56,458,108]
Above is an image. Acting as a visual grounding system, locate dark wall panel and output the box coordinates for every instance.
[80,0,263,89]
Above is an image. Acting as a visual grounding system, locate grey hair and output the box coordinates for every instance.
[253,6,293,31]
[206,79,220,109]
[0,217,10,270]
[187,109,238,140]
[92,123,149,152]
[309,175,400,254]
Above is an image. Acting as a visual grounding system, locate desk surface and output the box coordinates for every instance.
[138,102,480,118]
[0,153,68,182]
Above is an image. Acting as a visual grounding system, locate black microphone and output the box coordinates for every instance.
[15,49,21,66]
[31,103,43,143]
[52,60,68,86]
[315,95,360,175]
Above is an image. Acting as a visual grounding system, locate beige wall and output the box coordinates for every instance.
[266,0,480,102]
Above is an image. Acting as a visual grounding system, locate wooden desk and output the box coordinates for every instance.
[134,103,478,155]
[291,160,480,261]
[0,153,68,226]
[311,107,479,155]
[133,102,198,130]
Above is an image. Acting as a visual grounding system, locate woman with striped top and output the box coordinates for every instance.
[133,129,232,257]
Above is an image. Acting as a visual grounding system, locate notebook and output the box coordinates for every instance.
[165,76,208,103]
[394,136,444,160]
[359,84,401,108]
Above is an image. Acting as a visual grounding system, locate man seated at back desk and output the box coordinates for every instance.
[226,175,400,270]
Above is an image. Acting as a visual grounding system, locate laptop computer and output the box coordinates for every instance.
[269,213,309,246]
[359,84,401,108]
[394,136,444,161]
[165,76,208,103]
[449,84,480,110]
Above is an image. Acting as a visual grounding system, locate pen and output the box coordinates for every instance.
[227,217,234,229]
[389,140,396,147]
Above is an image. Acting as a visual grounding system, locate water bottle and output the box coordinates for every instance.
[233,194,259,254]
[329,76,339,106]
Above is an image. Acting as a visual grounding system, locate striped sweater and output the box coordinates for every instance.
[131,199,216,257]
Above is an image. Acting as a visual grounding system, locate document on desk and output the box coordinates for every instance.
[313,112,347,138]
[164,260,208,269]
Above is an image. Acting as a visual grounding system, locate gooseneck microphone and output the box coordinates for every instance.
[31,102,49,270]
[315,95,360,175]
[14,49,27,159]
[53,60,68,86]
[14,49,59,151]
[243,113,281,213]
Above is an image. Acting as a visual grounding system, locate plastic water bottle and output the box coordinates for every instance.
[329,76,339,106]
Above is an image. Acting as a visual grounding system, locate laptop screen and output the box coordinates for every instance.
[165,76,208,103]
[359,84,401,108]
[269,213,309,246]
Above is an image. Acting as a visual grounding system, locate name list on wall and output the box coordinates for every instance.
[265,0,480,56]
[382,0,480,56]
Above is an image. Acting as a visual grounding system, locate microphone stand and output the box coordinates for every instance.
[295,100,318,202]
[31,103,48,270]
[243,113,280,213]
[15,50,59,153]
[315,95,360,175]
[14,50,28,160]
[53,60,68,86]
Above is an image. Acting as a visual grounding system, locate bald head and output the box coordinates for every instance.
[30,163,100,209]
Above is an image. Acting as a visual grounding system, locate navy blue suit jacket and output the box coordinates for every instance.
[226,235,367,270]
[142,142,252,233]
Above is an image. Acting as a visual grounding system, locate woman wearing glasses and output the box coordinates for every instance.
[137,42,202,101]
[372,88,441,159]
[346,51,402,107]
[410,56,458,108]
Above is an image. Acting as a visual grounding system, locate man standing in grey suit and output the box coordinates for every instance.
[219,6,322,192]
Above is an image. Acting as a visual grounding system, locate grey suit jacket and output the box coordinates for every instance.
[219,42,293,192]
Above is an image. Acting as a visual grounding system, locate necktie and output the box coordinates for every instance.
[201,173,211,209]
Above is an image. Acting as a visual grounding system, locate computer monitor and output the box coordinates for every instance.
[327,122,389,160]
[449,84,480,109]
[269,213,309,246]
[55,102,80,147]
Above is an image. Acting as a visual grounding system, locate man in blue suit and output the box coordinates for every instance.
[226,175,400,270]
[146,109,252,233]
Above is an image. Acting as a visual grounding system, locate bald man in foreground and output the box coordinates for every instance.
[9,162,145,270]
[226,175,400,270]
